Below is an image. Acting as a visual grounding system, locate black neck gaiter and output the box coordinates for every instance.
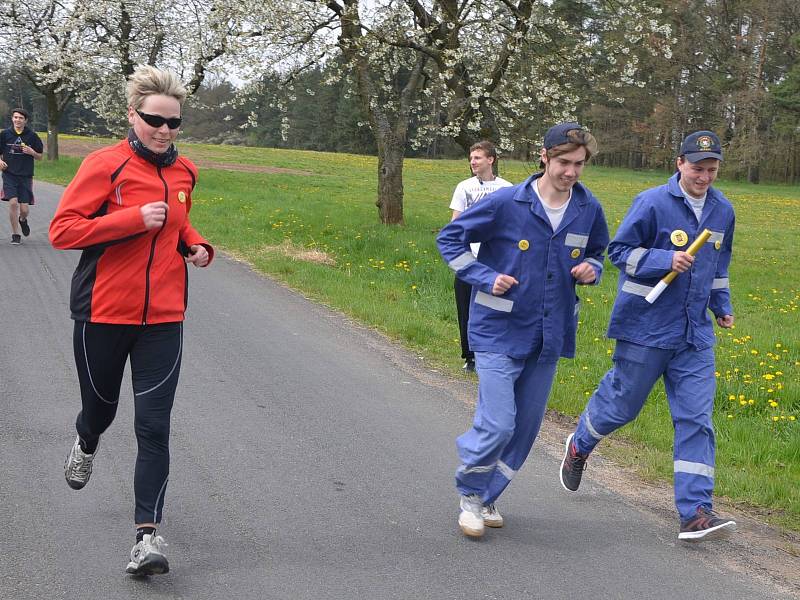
[127,129,178,167]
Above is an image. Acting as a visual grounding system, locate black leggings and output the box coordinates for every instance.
[72,321,182,525]
[454,276,474,360]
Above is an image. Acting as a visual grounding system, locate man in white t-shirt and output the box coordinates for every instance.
[449,141,512,371]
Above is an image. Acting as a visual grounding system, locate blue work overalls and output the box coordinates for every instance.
[572,173,735,520]
[438,173,609,503]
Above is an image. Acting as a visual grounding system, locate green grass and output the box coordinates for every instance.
[36,138,799,533]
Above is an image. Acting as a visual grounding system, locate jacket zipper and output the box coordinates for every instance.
[142,166,170,325]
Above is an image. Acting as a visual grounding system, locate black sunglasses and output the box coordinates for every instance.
[136,110,182,130]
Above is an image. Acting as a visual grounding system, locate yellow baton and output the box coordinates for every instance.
[644,228,712,304]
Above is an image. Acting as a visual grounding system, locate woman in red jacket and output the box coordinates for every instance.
[50,65,213,576]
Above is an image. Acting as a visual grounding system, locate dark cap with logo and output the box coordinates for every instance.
[680,131,723,162]
[544,122,585,149]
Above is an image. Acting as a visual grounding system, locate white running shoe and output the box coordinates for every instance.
[458,494,485,538]
[126,534,170,575]
[481,503,504,528]
[64,435,97,490]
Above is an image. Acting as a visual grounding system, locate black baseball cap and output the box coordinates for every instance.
[544,122,584,149]
[679,131,723,162]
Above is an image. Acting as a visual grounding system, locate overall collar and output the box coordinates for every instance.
[668,172,719,226]
[515,172,589,235]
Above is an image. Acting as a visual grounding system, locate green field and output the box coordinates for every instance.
[37,139,799,533]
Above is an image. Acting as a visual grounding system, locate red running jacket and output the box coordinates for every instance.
[50,140,214,325]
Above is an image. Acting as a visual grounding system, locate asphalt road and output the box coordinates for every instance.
[1,181,796,599]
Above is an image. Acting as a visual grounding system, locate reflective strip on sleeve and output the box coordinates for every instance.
[621,280,653,297]
[497,460,517,481]
[448,251,476,272]
[674,460,715,479]
[474,291,514,312]
[712,277,729,290]
[585,257,603,270]
[707,231,724,245]
[565,233,589,248]
[585,414,604,441]
[625,247,647,276]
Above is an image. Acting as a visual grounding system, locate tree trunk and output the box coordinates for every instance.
[376,139,405,225]
[46,91,61,161]
[747,164,760,184]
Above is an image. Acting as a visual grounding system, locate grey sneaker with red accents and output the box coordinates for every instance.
[678,507,736,542]
[560,433,589,492]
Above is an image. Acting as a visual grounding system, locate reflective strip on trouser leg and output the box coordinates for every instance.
[664,344,716,520]
[455,352,525,498]
[572,341,670,455]
[484,355,558,504]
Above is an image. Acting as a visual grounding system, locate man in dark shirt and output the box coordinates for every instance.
[0,108,44,244]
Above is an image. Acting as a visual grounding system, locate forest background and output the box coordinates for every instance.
[2,0,799,187]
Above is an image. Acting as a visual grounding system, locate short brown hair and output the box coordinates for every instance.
[540,129,598,169]
[469,140,499,175]
[470,140,498,161]
[11,107,29,120]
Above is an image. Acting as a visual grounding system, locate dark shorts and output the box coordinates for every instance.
[1,172,35,205]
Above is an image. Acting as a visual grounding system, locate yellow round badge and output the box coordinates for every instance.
[670,229,688,247]
[518,240,529,251]
[714,240,721,250]
[178,191,187,203]
[570,248,581,259]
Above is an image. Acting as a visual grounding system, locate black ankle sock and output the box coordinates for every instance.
[136,527,156,543]
[78,438,97,454]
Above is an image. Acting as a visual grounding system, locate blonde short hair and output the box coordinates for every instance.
[126,65,188,110]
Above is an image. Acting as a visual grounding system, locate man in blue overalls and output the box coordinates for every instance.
[437,123,609,538]
[560,130,737,542]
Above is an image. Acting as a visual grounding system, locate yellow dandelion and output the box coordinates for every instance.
[748,399,755,405]
[772,416,780,422]
[790,416,796,422]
